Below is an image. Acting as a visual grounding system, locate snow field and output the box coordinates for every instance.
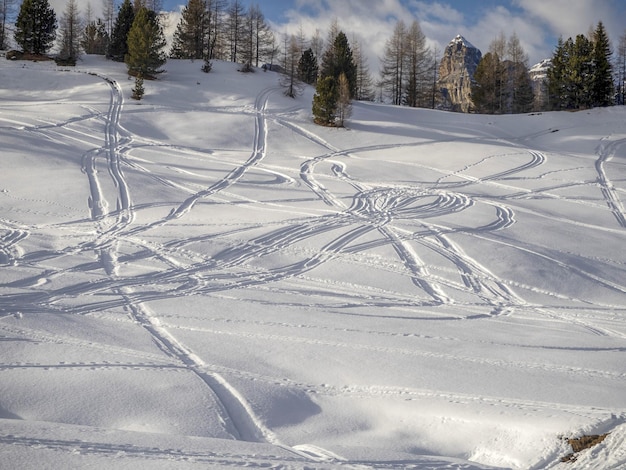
[0,55,625,469]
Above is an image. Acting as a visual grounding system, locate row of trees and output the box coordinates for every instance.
[10,1,626,113]
[309,21,362,126]
[471,22,625,113]
[170,0,277,68]
[471,32,534,114]
[8,0,277,68]
[547,22,614,110]
[380,20,435,107]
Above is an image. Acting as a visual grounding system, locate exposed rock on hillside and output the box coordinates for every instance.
[437,35,482,112]
[529,58,552,110]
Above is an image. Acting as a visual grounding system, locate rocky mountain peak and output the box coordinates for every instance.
[437,35,482,112]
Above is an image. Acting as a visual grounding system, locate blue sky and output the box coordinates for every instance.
[42,0,624,70]
[156,0,626,67]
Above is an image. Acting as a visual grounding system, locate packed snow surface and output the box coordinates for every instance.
[1,56,625,469]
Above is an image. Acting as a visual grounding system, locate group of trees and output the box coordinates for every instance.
[547,22,614,110]
[471,22,624,113]
[380,20,436,107]
[10,0,165,72]
[14,0,57,55]
[0,0,17,50]
[170,0,276,69]
[471,32,534,114]
[312,23,359,126]
[10,0,626,113]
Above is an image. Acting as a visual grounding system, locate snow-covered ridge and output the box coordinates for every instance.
[450,33,478,50]
[1,56,625,470]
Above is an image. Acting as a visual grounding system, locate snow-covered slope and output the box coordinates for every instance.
[1,56,625,470]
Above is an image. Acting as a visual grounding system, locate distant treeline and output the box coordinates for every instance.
[3,1,625,113]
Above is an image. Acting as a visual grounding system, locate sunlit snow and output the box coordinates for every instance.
[1,55,625,469]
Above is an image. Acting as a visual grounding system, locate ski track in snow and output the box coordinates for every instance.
[102,82,284,446]
[596,136,626,228]
[2,62,626,469]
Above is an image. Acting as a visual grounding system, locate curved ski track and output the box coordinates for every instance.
[0,74,285,448]
[3,65,626,469]
[596,136,626,228]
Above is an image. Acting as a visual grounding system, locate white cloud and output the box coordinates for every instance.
[513,0,613,38]
[411,0,464,24]
[40,0,625,73]
[274,0,414,74]
[272,0,551,76]
[463,6,551,65]
[513,0,626,63]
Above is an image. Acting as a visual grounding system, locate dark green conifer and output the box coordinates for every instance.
[591,21,614,107]
[14,0,57,55]
[170,0,209,59]
[125,7,167,78]
[298,48,318,84]
[320,31,357,98]
[108,0,134,62]
[312,75,338,126]
[131,74,145,100]
[471,52,501,114]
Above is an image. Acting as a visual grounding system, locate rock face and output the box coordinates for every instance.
[437,35,482,112]
[529,59,552,110]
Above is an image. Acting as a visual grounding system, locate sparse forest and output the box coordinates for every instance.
[380,20,434,107]
[471,32,534,114]
[3,1,625,115]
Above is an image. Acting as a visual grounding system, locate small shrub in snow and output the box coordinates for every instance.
[55,56,77,66]
[201,59,212,73]
[131,75,145,100]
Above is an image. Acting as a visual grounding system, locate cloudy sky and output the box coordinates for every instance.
[45,0,625,69]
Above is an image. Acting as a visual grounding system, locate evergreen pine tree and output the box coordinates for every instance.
[617,30,626,105]
[591,21,614,107]
[312,76,338,126]
[298,48,318,84]
[125,7,166,78]
[571,34,594,108]
[509,62,534,113]
[548,32,606,110]
[107,0,134,61]
[131,74,144,99]
[471,52,500,114]
[320,31,357,98]
[170,0,208,59]
[201,57,212,72]
[547,37,568,110]
[14,0,57,55]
